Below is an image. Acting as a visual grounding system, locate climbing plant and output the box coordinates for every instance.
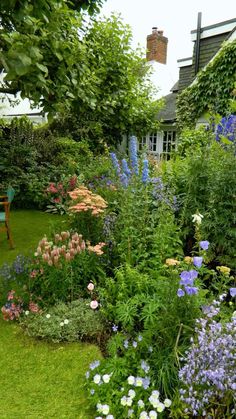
[176,40,236,130]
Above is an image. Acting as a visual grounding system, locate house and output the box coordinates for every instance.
[140,15,236,159]
[0,71,46,124]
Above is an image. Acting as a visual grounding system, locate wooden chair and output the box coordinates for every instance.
[0,186,15,249]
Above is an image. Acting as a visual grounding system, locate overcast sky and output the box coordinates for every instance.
[100,0,236,96]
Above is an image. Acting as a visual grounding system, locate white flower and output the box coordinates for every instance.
[139,412,148,419]
[126,397,133,407]
[138,400,144,408]
[96,403,102,412]
[106,415,114,419]
[149,396,159,408]
[149,411,157,419]
[95,417,103,419]
[156,402,165,412]
[25,310,29,316]
[60,321,64,326]
[135,377,143,387]
[93,374,101,384]
[64,319,69,325]
[46,314,51,319]
[101,404,109,415]
[120,396,127,406]
[127,375,135,385]
[151,390,160,398]
[102,374,111,383]
[192,213,203,224]
[128,389,136,398]
[164,398,172,407]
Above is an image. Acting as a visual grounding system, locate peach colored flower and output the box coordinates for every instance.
[165,258,180,266]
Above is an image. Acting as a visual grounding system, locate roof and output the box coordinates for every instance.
[157,92,177,122]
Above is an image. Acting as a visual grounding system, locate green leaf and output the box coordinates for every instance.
[36,63,48,75]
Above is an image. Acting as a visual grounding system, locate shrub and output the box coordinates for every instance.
[20,299,106,343]
[163,134,236,268]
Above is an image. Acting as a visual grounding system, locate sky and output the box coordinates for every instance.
[100,0,236,96]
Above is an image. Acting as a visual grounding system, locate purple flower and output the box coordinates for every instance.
[121,159,131,177]
[185,286,198,296]
[177,288,185,297]
[124,339,129,349]
[142,159,150,184]
[142,377,150,389]
[110,152,121,175]
[89,360,100,370]
[200,241,210,250]
[132,340,137,348]
[230,288,236,297]
[112,324,119,332]
[129,136,139,175]
[193,256,203,268]
[180,271,194,286]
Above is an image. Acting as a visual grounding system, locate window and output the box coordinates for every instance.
[162,131,177,159]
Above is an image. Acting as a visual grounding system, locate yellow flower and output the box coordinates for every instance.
[184,256,193,264]
[216,266,230,276]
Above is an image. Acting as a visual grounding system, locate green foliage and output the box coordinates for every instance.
[49,14,162,146]
[28,244,105,306]
[109,181,182,269]
[0,0,104,116]
[0,117,95,209]
[20,299,106,343]
[164,133,236,267]
[177,40,236,130]
[99,263,203,395]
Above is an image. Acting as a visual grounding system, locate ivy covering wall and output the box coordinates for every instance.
[176,40,236,130]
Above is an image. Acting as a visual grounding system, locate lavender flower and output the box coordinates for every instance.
[142,159,150,184]
[122,159,131,177]
[110,152,121,175]
[129,136,139,175]
[193,256,203,268]
[199,241,210,250]
[177,288,185,297]
[89,360,100,370]
[179,300,236,416]
[230,288,236,297]
[216,114,236,142]
[120,172,129,188]
[112,324,119,332]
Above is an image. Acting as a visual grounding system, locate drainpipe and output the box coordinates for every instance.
[194,12,202,75]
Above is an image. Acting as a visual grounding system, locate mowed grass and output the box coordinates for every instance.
[0,210,100,418]
[0,318,100,418]
[0,209,68,266]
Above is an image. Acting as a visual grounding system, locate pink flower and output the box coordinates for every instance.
[87,283,95,292]
[90,300,99,310]
[30,270,37,278]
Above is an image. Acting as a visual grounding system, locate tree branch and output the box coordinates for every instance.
[0,87,18,95]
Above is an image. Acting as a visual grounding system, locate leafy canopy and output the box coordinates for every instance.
[0,0,104,112]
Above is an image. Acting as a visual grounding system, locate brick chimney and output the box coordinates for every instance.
[146,27,168,64]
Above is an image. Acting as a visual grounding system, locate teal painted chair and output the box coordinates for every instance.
[0,186,15,249]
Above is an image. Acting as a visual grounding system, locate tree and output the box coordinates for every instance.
[0,0,104,114]
[50,15,162,145]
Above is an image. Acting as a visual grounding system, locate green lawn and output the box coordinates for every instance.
[0,209,67,266]
[0,318,100,418]
[0,210,100,418]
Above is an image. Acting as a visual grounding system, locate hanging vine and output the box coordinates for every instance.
[176,40,236,131]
